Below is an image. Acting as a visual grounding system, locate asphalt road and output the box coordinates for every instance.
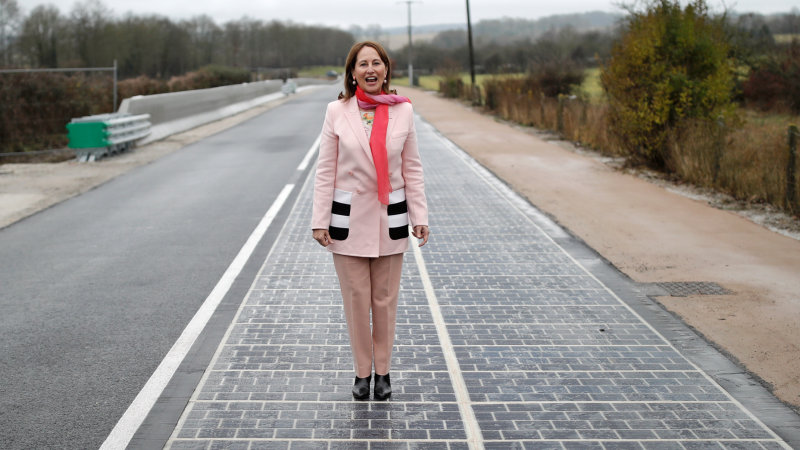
[0,86,338,449]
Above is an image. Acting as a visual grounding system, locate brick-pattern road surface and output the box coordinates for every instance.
[165,117,790,449]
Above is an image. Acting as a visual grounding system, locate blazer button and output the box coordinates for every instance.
[348,171,354,176]
[356,189,361,194]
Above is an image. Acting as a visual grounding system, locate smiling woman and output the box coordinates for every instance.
[338,41,395,100]
[312,41,429,401]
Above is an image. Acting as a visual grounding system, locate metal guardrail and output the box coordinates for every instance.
[281,80,297,95]
[66,113,151,162]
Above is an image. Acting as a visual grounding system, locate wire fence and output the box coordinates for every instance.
[0,64,118,155]
[0,67,117,153]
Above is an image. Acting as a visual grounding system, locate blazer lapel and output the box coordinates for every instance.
[344,97,374,164]
[386,105,397,144]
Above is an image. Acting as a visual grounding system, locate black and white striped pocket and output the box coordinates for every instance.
[329,188,352,240]
[388,188,410,240]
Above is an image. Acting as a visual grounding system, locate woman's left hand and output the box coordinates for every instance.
[412,225,430,247]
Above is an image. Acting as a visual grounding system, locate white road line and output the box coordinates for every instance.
[99,184,295,450]
[412,242,484,450]
[297,133,321,171]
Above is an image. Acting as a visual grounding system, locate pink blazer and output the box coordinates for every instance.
[311,96,428,257]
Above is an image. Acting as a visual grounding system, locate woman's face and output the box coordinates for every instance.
[352,46,387,95]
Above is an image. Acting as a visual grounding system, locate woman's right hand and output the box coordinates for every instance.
[312,229,333,247]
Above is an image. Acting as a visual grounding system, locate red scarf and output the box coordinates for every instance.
[355,86,411,205]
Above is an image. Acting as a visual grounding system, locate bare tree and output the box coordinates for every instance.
[181,15,222,68]
[69,0,114,66]
[19,5,62,67]
[0,0,20,66]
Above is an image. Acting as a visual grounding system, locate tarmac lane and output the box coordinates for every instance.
[0,85,340,449]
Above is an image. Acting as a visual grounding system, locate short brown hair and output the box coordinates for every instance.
[339,41,393,100]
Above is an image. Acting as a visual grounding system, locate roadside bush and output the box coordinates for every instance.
[530,60,586,98]
[0,73,111,153]
[117,76,168,101]
[481,77,538,125]
[742,40,800,113]
[601,0,737,169]
[168,65,252,91]
[439,75,465,99]
[667,111,796,209]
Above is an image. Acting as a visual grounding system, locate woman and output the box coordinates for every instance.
[311,41,429,400]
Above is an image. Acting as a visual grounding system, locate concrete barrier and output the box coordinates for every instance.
[118,78,336,144]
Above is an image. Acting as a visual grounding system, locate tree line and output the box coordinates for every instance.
[0,0,354,78]
[389,11,799,76]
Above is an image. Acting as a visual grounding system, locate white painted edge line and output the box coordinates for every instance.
[295,85,322,93]
[297,133,321,171]
[412,243,484,450]
[100,183,296,450]
[422,118,792,449]
[165,167,317,448]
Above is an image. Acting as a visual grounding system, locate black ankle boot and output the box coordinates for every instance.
[374,373,391,400]
[352,375,371,400]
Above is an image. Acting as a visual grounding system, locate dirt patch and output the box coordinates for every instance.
[403,86,800,410]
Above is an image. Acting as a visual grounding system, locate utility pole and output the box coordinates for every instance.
[466,0,476,86]
[398,1,419,86]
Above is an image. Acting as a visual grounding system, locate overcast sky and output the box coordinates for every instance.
[15,0,797,30]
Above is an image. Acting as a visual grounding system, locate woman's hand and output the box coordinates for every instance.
[412,225,430,247]
[313,229,332,247]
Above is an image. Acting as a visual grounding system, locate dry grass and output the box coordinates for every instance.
[775,33,800,44]
[451,76,800,215]
[482,78,622,157]
[669,110,800,211]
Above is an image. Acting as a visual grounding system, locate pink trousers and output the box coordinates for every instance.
[332,253,404,378]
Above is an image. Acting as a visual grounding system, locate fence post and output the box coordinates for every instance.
[787,125,798,213]
[471,84,481,107]
[540,92,546,127]
[580,99,588,126]
[712,116,725,184]
[557,94,565,134]
[113,59,118,112]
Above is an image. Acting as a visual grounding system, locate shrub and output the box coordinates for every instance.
[438,75,465,99]
[742,40,800,113]
[530,60,586,98]
[601,0,737,169]
[666,111,796,209]
[0,73,111,153]
[118,76,168,102]
[167,65,252,91]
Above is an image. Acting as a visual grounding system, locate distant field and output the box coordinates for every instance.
[580,68,605,101]
[774,34,800,43]
[297,66,342,78]
[393,73,519,91]
[394,69,605,100]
